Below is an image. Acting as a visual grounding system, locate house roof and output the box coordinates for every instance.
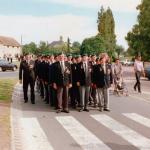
[0,36,20,47]
[49,40,64,47]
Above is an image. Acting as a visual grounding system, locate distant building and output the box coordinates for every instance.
[0,36,22,59]
[49,36,67,48]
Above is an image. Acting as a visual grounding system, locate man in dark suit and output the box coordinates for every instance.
[48,55,57,108]
[53,53,72,113]
[93,54,113,111]
[19,54,36,104]
[77,54,92,112]
[37,56,45,99]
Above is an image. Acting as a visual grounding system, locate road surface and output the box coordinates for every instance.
[11,66,150,150]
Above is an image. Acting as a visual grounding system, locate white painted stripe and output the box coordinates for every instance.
[56,116,111,150]
[129,95,150,103]
[91,114,150,150]
[20,118,54,150]
[123,113,150,128]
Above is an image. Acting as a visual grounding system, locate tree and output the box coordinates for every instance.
[97,7,116,56]
[115,45,125,58]
[72,41,81,54]
[80,35,106,55]
[22,42,37,55]
[126,0,150,61]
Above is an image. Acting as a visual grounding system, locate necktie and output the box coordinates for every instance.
[61,62,64,73]
[84,63,88,77]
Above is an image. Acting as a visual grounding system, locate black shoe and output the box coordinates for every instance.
[24,100,28,103]
[99,107,103,112]
[79,108,84,112]
[93,104,97,108]
[56,109,61,113]
[62,110,70,113]
[31,102,35,104]
[83,108,89,112]
[104,108,110,112]
[134,87,136,91]
[89,102,92,105]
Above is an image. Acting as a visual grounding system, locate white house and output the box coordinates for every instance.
[0,36,22,59]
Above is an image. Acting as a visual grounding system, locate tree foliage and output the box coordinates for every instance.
[80,35,106,55]
[97,7,116,56]
[22,42,37,55]
[126,0,150,61]
[115,45,125,58]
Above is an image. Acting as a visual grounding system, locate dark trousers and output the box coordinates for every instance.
[70,86,80,108]
[44,83,49,103]
[134,71,141,92]
[89,87,97,105]
[49,86,57,108]
[57,86,69,110]
[23,78,35,103]
[40,80,44,98]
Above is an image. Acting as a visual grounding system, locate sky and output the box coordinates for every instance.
[0,0,141,49]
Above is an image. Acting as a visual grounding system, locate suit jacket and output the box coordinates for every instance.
[19,60,35,81]
[93,63,112,88]
[48,62,54,85]
[53,61,71,86]
[89,61,97,83]
[37,61,45,80]
[43,61,49,83]
[71,63,78,86]
[76,62,92,86]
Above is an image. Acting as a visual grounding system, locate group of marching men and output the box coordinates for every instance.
[19,52,119,113]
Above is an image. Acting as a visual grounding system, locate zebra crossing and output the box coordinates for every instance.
[12,112,150,150]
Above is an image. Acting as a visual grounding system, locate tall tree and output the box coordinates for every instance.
[97,7,116,56]
[126,0,150,60]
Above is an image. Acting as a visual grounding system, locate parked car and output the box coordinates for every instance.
[120,59,134,66]
[0,59,18,71]
[144,62,150,80]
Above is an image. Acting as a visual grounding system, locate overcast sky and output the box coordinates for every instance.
[0,0,141,49]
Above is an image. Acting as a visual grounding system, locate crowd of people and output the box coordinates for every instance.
[19,52,144,113]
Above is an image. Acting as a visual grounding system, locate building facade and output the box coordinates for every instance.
[0,36,22,59]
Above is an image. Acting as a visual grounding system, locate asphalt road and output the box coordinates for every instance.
[0,70,18,78]
[11,66,150,150]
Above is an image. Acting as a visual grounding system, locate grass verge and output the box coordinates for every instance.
[0,78,18,103]
[0,78,17,149]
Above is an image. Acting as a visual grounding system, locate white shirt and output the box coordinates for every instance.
[134,60,144,72]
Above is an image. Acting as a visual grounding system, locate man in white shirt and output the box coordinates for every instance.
[134,56,145,93]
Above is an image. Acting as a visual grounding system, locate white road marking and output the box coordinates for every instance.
[123,113,150,128]
[56,116,111,150]
[20,118,54,150]
[129,95,150,103]
[91,114,150,150]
